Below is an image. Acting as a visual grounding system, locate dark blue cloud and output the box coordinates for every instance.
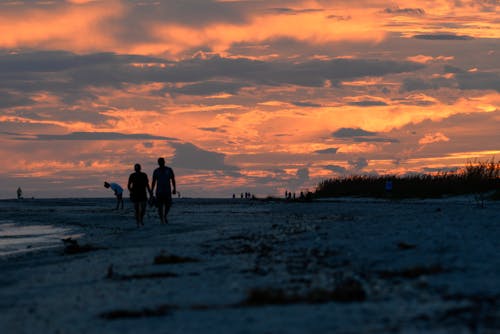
[401,77,453,91]
[347,100,388,107]
[384,7,425,16]
[325,165,347,174]
[332,127,399,143]
[292,101,322,107]
[348,157,369,170]
[456,71,500,92]
[267,8,324,15]
[332,128,377,138]
[171,142,238,171]
[314,148,339,154]
[0,51,426,112]
[198,127,227,133]
[352,137,399,143]
[412,34,474,40]
[16,132,177,141]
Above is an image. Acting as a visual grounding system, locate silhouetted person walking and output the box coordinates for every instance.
[151,157,176,224]
[104,181,124,209]
[127,163,152,227]
[17,187,23,200]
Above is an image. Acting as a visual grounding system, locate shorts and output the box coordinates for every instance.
[156,193,172,207]
[130,192,147,203]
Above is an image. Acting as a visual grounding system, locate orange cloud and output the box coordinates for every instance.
[407,55,454,64]
[151,9,385,56]
[418,132,450,145]
[0,1,124,51]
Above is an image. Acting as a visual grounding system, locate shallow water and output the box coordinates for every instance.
[0,220,79,256]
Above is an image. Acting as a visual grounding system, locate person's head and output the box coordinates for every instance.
[134,163,141,172]
[157,157,165,167]
[104,182,110,188]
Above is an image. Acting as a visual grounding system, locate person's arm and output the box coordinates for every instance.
[146,175,153,197]
[151,170,157,195]
[127,175,133,192]
[171,169,176,194]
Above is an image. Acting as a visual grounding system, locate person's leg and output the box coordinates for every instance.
[157,201,165,224]
[164,198,172,223]
[140,201,147,225]
[115,195,119,210]
[133,201,141,226]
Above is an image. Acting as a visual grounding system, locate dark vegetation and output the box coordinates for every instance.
[315,160,500,199]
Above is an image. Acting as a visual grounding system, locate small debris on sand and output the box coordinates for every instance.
[397,242,417,250]
[61,237,102,255]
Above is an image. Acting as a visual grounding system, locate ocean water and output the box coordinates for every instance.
[0,220,77,257]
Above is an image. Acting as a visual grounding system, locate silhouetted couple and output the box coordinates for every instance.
[127,158,176,227]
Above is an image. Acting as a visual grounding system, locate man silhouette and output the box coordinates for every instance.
[151,158,176,224]
[127,163,151,227]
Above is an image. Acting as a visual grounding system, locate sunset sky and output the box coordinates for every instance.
[0,0,499,198]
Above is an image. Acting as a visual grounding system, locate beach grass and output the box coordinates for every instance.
[315,159,500,199]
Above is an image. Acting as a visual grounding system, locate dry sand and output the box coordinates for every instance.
[0,197,499,333]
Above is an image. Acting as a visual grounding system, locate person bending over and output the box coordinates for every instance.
[127,163,151,227]
[104,181,124,209]
[151,157,176,224]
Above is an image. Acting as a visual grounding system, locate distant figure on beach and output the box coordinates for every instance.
[127,163,152,227]
[151,157,176,224]
[385,179,393,197]
[17,187,23,200]
[104,182,124,210]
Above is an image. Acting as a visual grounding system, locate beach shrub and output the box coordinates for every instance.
[315,159,500,199]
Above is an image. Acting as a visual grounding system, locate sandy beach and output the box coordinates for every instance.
[0,197,499,333]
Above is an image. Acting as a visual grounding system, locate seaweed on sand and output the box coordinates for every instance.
[240,278,366,306]
[100,305,178,319]
[153,252,200,265]
[106,264,178,281]
[397,242,417,250]
[378,264,446,279]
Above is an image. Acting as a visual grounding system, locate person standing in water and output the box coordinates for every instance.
[17,187,23,200]
[127,163,152,227]
[151,157,176,224]
[104,181,124,209]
